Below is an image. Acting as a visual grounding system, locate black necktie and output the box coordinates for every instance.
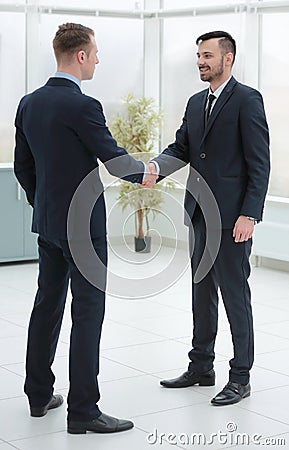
[204,94,216,126]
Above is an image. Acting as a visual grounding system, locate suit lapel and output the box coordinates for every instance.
[201,76,237,144]
[196,90,208,137]
[200,90,208,133]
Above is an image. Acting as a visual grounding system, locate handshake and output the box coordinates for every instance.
[141,162,159,189]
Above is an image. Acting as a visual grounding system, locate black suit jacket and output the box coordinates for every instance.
[14,78,144,239]
[154,76,270,228]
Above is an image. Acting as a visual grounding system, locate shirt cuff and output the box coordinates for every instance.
[140,161,146,184]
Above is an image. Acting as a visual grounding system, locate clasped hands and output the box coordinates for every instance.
[140,164,255,243]
[141,162,159,188]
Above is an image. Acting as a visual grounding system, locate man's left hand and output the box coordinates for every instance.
[233,216,255,243]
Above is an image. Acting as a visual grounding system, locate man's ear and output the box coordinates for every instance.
[225,52,234,66]
[77,50,85,64]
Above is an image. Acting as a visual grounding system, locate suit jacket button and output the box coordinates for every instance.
[200,153,206,159]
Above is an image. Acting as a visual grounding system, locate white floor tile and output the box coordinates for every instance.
[0,368,24,400]
[11,428,179,450]
[238,385,289,425]
[102,340,190,373]
[50,355,146,389]
[213,329,289,358]
[0,314,29,329]
[118,311,192,339]
[257,329,288,356]
[0,396,66,441]
[0,267,38,296]
[255,349,289,376]
[59,318,166,348]
[99,357,146,381]
[99,374,207,418]
[255,320,289,340]
[250,268,289,304]
[134,402,289,449]
[0,287,32,316]
[107,245,190,291]
[173,336,228,363]
[252,303,289,326]
[101,321,166,349]
[0,319,26,339]
[1,360,71,392]
[104,297,179,324]
[2,356,150,391]
[0,337,27,366]
[1,363,24,378]
[0,336,68,366]
[0,443,21,450]
[250,365,289,392]
[266,297,289,311]
[149,291,192,313]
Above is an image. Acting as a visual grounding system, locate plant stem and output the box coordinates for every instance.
[137,208,144,238]
[145,208,149,235]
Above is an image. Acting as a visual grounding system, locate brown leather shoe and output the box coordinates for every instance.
[30,394,64,417]
[67,412,134,434]
[211,382,251,406]
[160,369,215,388]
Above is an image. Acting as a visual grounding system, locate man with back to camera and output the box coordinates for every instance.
[14,23,147,434]
[144,31,270,405]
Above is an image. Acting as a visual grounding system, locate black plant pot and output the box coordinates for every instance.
[134,236,151,253]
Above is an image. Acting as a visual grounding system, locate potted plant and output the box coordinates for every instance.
[110,93,174,252]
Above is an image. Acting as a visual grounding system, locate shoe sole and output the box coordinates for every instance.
[161,379,215,388]
[67,425,134,434]
[68,428,90,434]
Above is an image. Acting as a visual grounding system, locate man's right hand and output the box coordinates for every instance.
[141,162,158,188]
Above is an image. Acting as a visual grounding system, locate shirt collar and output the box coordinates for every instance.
[209,75,232,99]
[55,72,81,89]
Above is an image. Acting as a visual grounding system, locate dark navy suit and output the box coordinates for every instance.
[14,77,144,420]
[154,76,270,384]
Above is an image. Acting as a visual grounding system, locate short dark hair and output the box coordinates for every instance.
[53,23,94,61]
[196,31,236,64]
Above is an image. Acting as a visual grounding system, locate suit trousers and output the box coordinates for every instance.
[24,234,107,421]
[188,207,254,385]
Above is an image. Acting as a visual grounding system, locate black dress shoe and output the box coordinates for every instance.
[67,412,134,434]
[30,394,64,417]
[160,369,215,388]
[211,382,251,406]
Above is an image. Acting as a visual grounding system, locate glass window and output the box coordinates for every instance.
[260,13,289,197]
[0,0,25,4]
[162,0,242,9]
[0,13,26,162]
[36,14,144,119]
[36,0,144,10]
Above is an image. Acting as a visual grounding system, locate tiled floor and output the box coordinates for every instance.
[0,245,289,449]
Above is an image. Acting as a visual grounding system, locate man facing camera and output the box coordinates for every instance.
[14,23,145,433]
[145,31,270,405]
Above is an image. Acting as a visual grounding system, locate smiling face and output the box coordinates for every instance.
[197,38,233,90]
